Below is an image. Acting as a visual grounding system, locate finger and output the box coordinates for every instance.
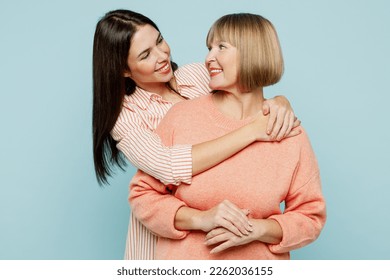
[285,128,302,138]
[215,207,252,236]
[286,112,295,135]
[205,230,232,246]
[262,101,270,115]
[223,200,249,221]
[206,233,232,247]
[210,240,236,254]
[275,112,291,141]
[292,117,301,128]
[270,108,286,139]
[222,214,252,236]
[221,201,253,232]
[266,108,277,135]
[205,228,226,241]
[241,208,250,216]
[277,110,296,141]
[217,218,244,237]
[207,201,250,235]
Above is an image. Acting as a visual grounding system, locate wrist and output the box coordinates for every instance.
[189,210,202,231]
[175,207,202,231]
[246,121,258,143]
[177,207,206,231]
[250,219,264,241]
[251,218,283,244]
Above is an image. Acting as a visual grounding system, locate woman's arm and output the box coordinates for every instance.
[174,201,253,237]
[113,63,300,186]
[192,110,300,175]
[114,98,300,187]
[266,130,326,254]
[203,130,326,254]
[129,170,188,239]
[129,171,252,238]
[112,114,192,186]
[204,217,283,254]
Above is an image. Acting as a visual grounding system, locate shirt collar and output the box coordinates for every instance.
[123,87,161,110]
[122,70,196,110]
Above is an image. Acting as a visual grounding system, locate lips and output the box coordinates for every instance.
[209,67,223,77]
[156,62,170,74]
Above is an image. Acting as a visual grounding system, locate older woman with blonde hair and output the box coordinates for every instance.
[130,13,326,259]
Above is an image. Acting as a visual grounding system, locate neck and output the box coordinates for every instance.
[138,78,178,97]
[138,83,169,96]
[212,88,264,120]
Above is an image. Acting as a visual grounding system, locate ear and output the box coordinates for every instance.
[123,70,132,78]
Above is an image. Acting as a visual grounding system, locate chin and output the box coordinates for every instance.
[164,75,174,83]
[209,82,218,90]
[159,73,173,83]
[209,84,224,91]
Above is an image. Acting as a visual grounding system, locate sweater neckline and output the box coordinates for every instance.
[204,94,255,129]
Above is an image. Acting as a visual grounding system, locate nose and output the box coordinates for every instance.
[205,49,216,65]
[156,45,169,62]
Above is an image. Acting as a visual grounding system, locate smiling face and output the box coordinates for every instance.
[205,39,239,93]
[205,13,284,93]
[124,24,173,92]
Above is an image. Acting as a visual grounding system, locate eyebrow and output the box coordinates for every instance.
[136,32,162,59]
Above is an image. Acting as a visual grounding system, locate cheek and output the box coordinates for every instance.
[132,62,156,77]
[162,42,171,54]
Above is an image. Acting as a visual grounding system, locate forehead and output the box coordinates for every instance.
[129,24,159,56]
[207,26,235,46]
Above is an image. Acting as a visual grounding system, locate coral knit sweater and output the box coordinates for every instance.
[130,94,326,260]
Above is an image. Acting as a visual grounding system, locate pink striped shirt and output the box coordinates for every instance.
[111,63,210,185]
[110,63,210,259]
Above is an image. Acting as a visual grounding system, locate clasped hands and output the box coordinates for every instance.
[192,200,261,254]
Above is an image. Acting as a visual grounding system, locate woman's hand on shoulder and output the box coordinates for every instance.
[251,110,301,142]
[261,95,301,141]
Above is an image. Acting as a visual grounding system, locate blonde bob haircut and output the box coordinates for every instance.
[206,13,284,92]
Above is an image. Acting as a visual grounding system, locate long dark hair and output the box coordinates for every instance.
[92,9,177,185]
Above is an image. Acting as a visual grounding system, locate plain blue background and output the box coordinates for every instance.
[0,0,389,260]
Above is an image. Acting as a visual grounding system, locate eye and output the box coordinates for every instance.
[218,44,226,50]
[140,52,150,60]
[157,35,164,44]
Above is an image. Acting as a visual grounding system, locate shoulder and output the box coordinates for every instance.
[114,99,146,128]
[111,104,141,140]
[157,95,210,130]
[170,95,210,114]
[274,125,314,156]
[283,125,318,165]
[175,62,209,88]
[175,62,208,78]
[293,126,312,147]
[281,125,310,143]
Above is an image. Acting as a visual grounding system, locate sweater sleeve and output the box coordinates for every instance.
[129,170,189,239]
[268,131,327,254]
[128,105,190,239]
[111,105,192,186]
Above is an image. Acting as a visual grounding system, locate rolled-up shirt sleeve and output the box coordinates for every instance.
[111,107,192,186]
